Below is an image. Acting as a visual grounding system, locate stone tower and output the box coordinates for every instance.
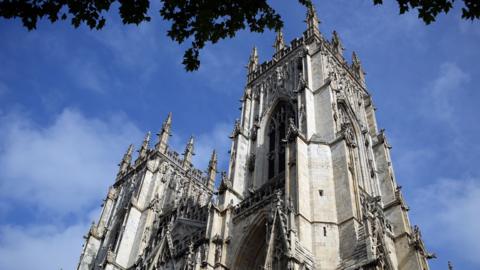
[77,5,433,270]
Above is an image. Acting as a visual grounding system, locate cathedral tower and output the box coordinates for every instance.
[78,5,432,270]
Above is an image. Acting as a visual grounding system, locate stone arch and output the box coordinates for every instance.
[232,215,268,270]
[263,97,296,124]
[337,100,370,215]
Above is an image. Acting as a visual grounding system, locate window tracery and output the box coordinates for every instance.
[267,102,295,181]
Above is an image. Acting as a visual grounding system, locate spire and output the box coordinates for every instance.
[247,46,258,74]
[273,30,285,55]
[207,150,217,191]
[118,144,134,176]
[305,3,320,38]
[351,51,366,86]
[331,30,344,57]
[182,136,195,169]
[137,132,151,162]
[155,112,172,153]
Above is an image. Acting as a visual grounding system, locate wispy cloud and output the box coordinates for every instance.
[0,108,142,217]
[194,123,232,171]
[0,108,142,269]
[318,0,426,52]
[412,178,480,266]
[426,62,470,124]
[168,122,232,172]
[195,45,246,93]
[0,107,232,269]
[0,208,100,270]
[392,147,435,186]
[88,20,172,82]
[69,57,112,93]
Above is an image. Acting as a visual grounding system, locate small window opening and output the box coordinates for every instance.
[318,189,324,197]
[323,227,327,237]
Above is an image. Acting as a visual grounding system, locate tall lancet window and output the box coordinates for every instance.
[267,101,294,181]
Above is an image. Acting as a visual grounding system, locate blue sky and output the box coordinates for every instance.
[0,0,479,269]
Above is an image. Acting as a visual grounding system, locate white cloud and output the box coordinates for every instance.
[89,22,163,75]
[194,123,232,170]
[0,208,101,270]
[391,147,434,185]
[426,62,470,124]
[23,29,114,94]
[69,57,112,94]
[0,108,232,270]
[0,223,86,270]
[87,18,185,85]
[195,46,246,92]
[318,0,426,51]
[0,108,142,269]
[168,122,232,172]
[0,108,142,217]
[412,178,480,266]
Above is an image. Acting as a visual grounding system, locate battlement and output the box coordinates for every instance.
[247,26,367,94]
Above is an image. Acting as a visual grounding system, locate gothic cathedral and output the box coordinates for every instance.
[78,5,433,270]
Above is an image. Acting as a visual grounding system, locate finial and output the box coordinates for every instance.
[274,29,285,54]
[352,51,360,65]
[186,136,194,151]
[332,30,344,56]
[248,46,259,73]
[141,131,151,149]
[183,135,195,169]
[164,112,172,129]
[137,131,151,161]
[155,113,172,153]
[351,51,366,85]
[126,144,134,157]
[306,3,320,38]
[209,150,217,168]
[207,150,217,191]
[118,144,134,176]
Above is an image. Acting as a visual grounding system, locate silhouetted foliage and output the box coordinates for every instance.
[373,0,479,24]
[1,0,478,71]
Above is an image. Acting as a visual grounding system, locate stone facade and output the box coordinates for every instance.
[77,5,433,270]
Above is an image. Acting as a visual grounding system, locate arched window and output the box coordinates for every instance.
[267,102,294,181]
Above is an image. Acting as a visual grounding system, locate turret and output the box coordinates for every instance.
[273,30,285,56]
[351,51,366,86]
[305,3,320,39]
[137,131,151,163]
[207,150,217,191]
[155,112,172,153]
[182,136,195,169]
[118,144,134,176]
